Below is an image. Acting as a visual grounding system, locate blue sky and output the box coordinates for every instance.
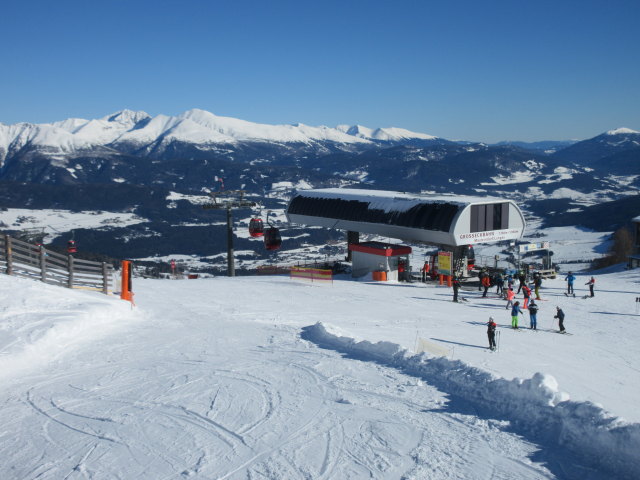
[1,0,638,142]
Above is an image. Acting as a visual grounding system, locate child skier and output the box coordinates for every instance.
[505,287,515,310]
[487,317,497,350]
[511,301,523,329]
[522,284,532,309]
[586,276,595,297]
[528,301,539,330]
[554,306,566,333]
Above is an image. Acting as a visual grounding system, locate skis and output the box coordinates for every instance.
[563,292,576,297]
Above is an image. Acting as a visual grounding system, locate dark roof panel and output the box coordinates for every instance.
[288,195,460,232]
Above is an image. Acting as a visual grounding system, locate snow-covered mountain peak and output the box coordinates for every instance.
[336,124,437,142]
[103,109,151,126]
[606,127,639,135]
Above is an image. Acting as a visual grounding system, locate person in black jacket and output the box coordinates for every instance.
[452,276,461,302]
[517,271,526,293]
[487,317,497,350]
[554,306,566,333]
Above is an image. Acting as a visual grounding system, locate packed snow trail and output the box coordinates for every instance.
[1,272,639,478]
[0,276,557,479]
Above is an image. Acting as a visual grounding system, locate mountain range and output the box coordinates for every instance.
[0,109,638,268]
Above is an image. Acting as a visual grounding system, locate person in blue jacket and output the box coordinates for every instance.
[565,272,576,295]
[510,301,523,329]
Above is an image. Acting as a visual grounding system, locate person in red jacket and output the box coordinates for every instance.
[586,276,595,297]
[505,287,515,309]
[522,284,532,309]
[481,274,491,297]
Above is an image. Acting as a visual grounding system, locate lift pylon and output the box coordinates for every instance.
[203,190,256,277]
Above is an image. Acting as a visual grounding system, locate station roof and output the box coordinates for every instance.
[286,188,526,247]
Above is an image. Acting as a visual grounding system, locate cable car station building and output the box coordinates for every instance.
[286,188,526,279]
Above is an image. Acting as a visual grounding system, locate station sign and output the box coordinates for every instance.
[518,241,550,253]
[457,228,521,245]
[438,251,452,276]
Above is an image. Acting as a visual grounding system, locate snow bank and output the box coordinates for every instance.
[0,276,139,382]
[301,322,640,480]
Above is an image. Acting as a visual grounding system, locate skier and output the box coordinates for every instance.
[421,261,430,282]
[533,272,543,300]
[522,284,532,309]
[452,276,461,302]
[487,317,497,350]
[565,272,576,295]
[517,271,526,294]
[505,287,515,310]
[511,301,523,329]
[481,273,491,297]
[554,306,566,333]
[478,269,487,291]
[495,273,504,296]
[507,274,514,291]
[528,301,539,330]
[585,276,595,297]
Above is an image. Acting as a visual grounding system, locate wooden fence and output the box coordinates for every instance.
[0,234,113,294]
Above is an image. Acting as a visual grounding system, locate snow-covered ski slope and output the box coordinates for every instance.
[0,268,639,479]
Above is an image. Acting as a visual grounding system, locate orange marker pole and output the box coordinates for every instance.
[121,260,134,303]
[439,274,444,285]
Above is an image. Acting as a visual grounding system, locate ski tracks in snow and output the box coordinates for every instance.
[0,280,557,479]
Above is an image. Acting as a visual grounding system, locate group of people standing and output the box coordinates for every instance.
[451,267,595,350]
[486,305,566,350]
[479,269,586,351]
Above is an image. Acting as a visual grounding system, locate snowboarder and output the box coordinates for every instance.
[505,287,515,310]
[481,274,491,297]
[554,306,566,333]
[452,276,461,302]
[522,284,531,309]
[565,272,576,295]
[528,301,539,330]
[511,301,523,329]
[586,276,595,297]
[487,317,497,350]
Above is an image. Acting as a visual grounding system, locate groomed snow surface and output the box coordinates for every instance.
[1,268,639,479]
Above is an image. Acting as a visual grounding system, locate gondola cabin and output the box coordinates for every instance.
[249,218,265,237]
[264,227,282,251]
[67,240,77,254]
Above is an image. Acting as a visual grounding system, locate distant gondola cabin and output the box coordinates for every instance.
[249,218,265,237]
[264,227,282,251]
